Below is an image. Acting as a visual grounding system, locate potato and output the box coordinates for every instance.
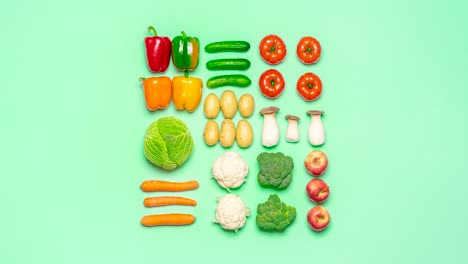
[238,94,255,118]
[204,93,220,118]
[236,120,253,148]
[220,90,237,119]
[220,119,235,148]
[204,120,219,146]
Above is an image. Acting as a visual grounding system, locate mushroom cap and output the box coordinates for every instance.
[285,115,300,121]
[259,106,280,115]
[307,110,324,116]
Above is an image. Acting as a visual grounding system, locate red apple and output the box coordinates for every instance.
[306,178,330,203]
[304,150,328,176]
[307,206,330,231]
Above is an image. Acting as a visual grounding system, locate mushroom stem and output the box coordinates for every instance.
[307,110,325,146]
[260,106,280,147]
[285,115,300,142]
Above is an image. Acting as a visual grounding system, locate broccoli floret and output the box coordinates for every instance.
[257,152,294,189]
[256,194,296,232]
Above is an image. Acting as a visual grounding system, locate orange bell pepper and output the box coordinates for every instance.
[172,74,203,112]
[140,77,172,111]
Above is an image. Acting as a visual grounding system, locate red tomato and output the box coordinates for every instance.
[259,69,285,99]
[259,35,287,65]
[296,36,321,64]
[297,72,322,101]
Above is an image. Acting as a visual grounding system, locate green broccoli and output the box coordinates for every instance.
[257,152,294,189]
[256,194,296,232]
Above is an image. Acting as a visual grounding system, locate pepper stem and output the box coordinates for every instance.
[147,26,157,36]
[139,77,146,82]
[184,70,189,78]
[181,31,187,38]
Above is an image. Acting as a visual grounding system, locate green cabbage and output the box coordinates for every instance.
[144,116,193,170]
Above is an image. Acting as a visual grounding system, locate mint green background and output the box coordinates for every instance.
[3,0,468,263]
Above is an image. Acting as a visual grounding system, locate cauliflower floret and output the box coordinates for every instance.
[214,194,250,232]
[212,151,248,191]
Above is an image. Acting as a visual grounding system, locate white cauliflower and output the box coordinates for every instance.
[212,151,248,191]
[214,194,250,232]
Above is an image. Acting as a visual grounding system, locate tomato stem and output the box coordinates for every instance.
[139,77,146,82]
[270,45,276,53]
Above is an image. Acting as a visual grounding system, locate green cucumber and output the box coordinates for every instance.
[207,75,251,88]
[205,41,250,53]
[206,59,251,71]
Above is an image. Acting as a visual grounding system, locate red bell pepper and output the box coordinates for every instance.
[145,26,171,73]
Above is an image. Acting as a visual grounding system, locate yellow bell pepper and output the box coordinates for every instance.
[172,75,203,112]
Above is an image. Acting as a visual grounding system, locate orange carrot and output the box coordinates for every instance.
[141,214,196,227]
[144,196,197,207]
[140,180,199,192]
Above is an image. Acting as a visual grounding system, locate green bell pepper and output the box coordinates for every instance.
[171,31,200,72]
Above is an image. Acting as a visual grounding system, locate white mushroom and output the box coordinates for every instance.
[307,110,325,146]
[285,115,300,142]
[259,106,280,147]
